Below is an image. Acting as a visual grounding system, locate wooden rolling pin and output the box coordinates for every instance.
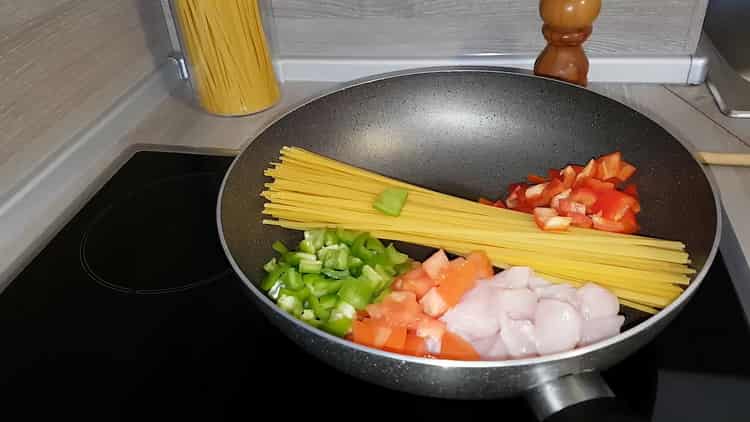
[696,152,750,167]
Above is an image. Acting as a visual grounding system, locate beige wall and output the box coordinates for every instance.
[0,0,171,200]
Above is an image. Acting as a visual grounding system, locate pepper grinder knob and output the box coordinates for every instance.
[534,0,602,86]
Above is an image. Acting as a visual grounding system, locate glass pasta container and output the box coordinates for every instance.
[166,0,281,116]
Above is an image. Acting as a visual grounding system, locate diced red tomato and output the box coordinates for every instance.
[416,317,447,340]
[505,183,528,210]
[548,168,562,182]
[366,291,424,329]
[568,187,599,209]
[550,188,571,209]
[541,178,566,204]
[524,183,547,201]
[478,197,494,205]
[433,258,480,311]
[591,189,640,221]
[580,177,615,192]
[439,331,480,361]
[571,165,585,174]
[569,212,593,228]
[623,183,639,199]
[466,250,494,279]
[591,213,637,234]
[619,209,640,234]
[393,266,435,299]
[492,199,506,208]
[352,319,407,352]
[422,249,449,280]
[527,173,547,184]
[557,198,587,216]
[617,162,637,183]
[560,166,577,188]
[403,333,427,357]
[419,287,449,317]
[595,151,622,181]
[533,207,572,232]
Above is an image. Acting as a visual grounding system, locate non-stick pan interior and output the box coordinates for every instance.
[219,69,717,330]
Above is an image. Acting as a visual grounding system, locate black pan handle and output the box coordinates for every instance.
[524,372,647,422]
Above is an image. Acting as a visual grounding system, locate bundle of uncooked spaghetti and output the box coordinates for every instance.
[261,147,695,314]
[173,0,279,116]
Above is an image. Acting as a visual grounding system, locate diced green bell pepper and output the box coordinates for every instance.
[278,295,303,317]
[283,267,304,290]
[337,278,375,310]
[321,269,350,279]
[323,300,356,336]
[324,230,339,246]
[304,229,326,251]
[282,252,317,266]
[336,228,362,245]
[318,294,338,310]
[386,243,408,265]
[261,262,290,291]
[373,187,408,216]
[263,257,277,273]
[279,286,310,303]
[272,240,289,254]
[308,295,331,321]
[299,259,323,274]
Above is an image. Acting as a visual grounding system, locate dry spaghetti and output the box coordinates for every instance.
[261,147,695,314]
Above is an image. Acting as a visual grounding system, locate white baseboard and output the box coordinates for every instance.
[278,55,708,85]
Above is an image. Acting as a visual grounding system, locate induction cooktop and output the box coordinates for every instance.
[1,150,749,421]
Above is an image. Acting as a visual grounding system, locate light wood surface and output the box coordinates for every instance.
[270,0,708,58]
[696,152,750,167]
[0,0,171,201]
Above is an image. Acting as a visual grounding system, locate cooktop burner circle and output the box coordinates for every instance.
[80,172,231,294]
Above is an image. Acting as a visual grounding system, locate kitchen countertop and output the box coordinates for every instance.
[2,70,750,317]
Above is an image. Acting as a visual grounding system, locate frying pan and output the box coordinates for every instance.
[216,67,721,421]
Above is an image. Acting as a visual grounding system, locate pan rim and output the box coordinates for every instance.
[216,65,723,369]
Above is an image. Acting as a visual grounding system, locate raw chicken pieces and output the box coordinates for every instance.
[439,266,625,361]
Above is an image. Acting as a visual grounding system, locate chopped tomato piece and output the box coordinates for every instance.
[403,333,427,357]
[571,165,585,174]
[557,198,587,216]
[542,178,566,204]
[466,250,494,279]
[419,287,449,317]
[527,173,547,184]
[617,162,637,183]
[433,258,480,311]
[478,197,494,205]
[591,189,640,221]
[595,151,622,180]
[619,208,640,234]
[550,188,571,210]
[548,168,562,182]
[580,159,597,178]
[352,319,407,352]
[505,183,528,210]
[560,166,577,188]
[623,183,639,199]
[533,207,572,232]
[569,212,593,228]
[524,182,547,200]
[366,291,424,329]
[492,199,506,208]
[580,177,615,192]
[439,331,480,361]
[393,274,435,299]
[416,317,447,340]
[591,214,637,234]
[422,249,449,280]
[568,187,599,209]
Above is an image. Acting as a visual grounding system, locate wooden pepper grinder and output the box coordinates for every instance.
[534,0,602,86]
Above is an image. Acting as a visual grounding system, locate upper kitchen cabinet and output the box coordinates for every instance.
[270,0,709,58]
[0,0,171,201]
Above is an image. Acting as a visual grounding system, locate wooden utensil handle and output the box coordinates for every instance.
[696,152,750,167]
[534,0,602,86]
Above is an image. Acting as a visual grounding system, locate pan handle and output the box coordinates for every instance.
[525,372,647,422]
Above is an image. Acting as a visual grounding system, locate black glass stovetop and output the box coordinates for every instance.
[1,151,749,421]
